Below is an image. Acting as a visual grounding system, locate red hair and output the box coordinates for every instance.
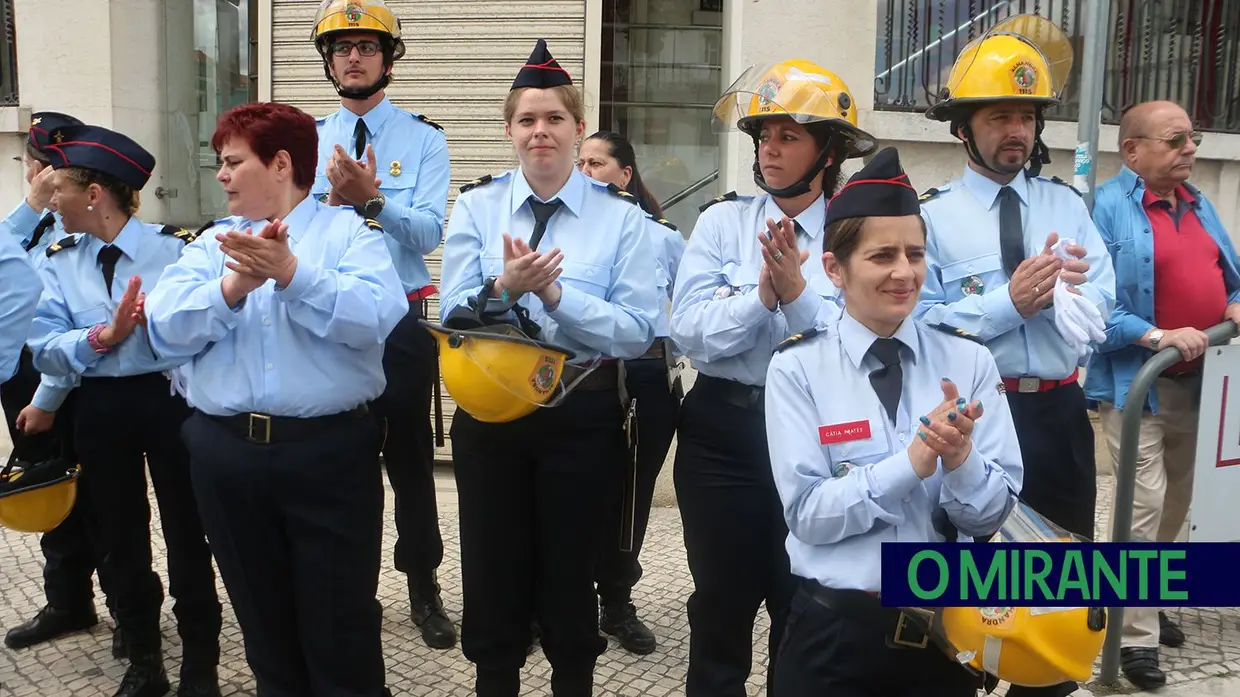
[211,102,318,191]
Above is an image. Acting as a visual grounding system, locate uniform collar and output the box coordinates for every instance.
[1122,164,1203,209]
[511,167,586,217]
[764,193,827,241]
[337,97,397,138]
[242,194,316,241]
[838,309,921,371]
[962,165,1030,210]
[87,215,144,260]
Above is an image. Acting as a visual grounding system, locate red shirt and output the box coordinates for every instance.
[1148,185,1228,374]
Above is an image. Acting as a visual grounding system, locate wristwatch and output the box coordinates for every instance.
[1148,329,1164,349]
[358,192,386,219]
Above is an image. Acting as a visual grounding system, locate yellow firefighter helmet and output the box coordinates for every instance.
[0,456,81,534]
[311,0,405,59]
[940,605,1106,687]
[926,14,1073,121]
[421,320,576,424]
[712,59,876,158]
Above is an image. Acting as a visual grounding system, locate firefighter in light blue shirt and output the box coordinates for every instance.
[668,58,876,697]
[308,0,456,647]
[766,147,1022,697]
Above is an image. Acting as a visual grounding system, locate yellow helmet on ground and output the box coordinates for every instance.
[0,457,80,534]
[713,59,876,158]
[940,605,1106,687]
[421,320,576,424]
[311,0,406,60]
[925,14,1073,121]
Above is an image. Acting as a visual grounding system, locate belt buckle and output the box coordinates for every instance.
[1017,377,1041,393]
[247,413,272,444]
[891,609,932,649]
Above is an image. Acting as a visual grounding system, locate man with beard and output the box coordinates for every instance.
[914,19,1116,696]
[309,0,455,650]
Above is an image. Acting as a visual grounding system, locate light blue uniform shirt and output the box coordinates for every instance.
[29,216,192,379]
[0,230,41,383]
[1,202,75,410]
[764,311,1024,591]
[440,168,659,364]
[647,215,686,341]
[312,97,451,294]
[917,167,1117,380]
[670,192,841,387]
[145,195,408,418]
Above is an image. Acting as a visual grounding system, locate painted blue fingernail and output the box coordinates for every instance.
[918,430,928,441]
[977,400,983,409]
[919,415,931,426]
[941,377,951,382]
[956,397,966,404]
[948,412,957,422]
[958,403,967,412]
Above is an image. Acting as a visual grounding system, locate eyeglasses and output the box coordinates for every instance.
[1133,131,1203,149]
[330,40,381,57]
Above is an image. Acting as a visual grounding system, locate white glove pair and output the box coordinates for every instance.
[1051,238,1106,357]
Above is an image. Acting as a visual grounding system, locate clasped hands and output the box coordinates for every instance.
[494,234,564,309]
[218,219,298,304]
[1009,232,1090,318]
[326,144,382,207]
[757,216,808,311]
[908,378,986,479]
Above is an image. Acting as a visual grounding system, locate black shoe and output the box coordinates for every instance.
[409,577,457,650]
[4,605,98,649]
[113,654,171,697]
[600,603,656,655]
[113,624,130,660]
[176,666,221,697]
[1159,611,1186,648]
[1121,647,1167,690]
[527,621,540,656]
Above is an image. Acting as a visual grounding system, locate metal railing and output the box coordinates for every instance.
[876,0,1240,133]
[1098,320,1239,684]
[660,169,720,213]
[0,0,18,107]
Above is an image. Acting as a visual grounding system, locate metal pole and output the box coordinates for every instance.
[1073,0,1112,210]
[1098,320,1240,684]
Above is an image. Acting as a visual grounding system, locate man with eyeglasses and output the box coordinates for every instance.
[1084,100,1240,690]
[309,0,456,650]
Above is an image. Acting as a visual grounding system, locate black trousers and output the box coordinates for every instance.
[453,388,625,697]
[371,305,443,581]
[1,350,110,615]
[775,580,980,697]
[595,358,680,607]
[674,377,794,697]
[184,409,387,697]
[1003,381,1096,697]
[74,374,220,669]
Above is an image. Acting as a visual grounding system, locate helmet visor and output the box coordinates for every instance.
[711,62,849,135]
[953,14,1074,99]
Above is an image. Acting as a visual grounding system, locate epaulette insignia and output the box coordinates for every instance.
[774,327,821,354]
[930,322,983,345]
[699,191,738,213]
[606,182,639,205]
[415,113,444,132]
[919,187,943,203]
[654,217,678,231]
[45,235,80,257]
[1049,175,1084,197]
[460,174,494,194]
[160,224,197,243]
[364,218,384,232]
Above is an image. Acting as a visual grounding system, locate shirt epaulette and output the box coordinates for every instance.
[197,219,218,238]
[653,217,678,231]
[928,322,983,345]
[460,174,494,194]
[45,234,80,257]
[414,113,444,132]
[160,224,198,244]
[699,191,738,213]
[364,218,384,232]
[919,186,948,203]
[606,182,640,205]
[774,327,822,354]
[1045,175,1084,198]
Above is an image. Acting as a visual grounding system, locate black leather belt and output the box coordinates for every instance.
[695,374,764,411]
[563,361,620,392]
[635,338,669,361]
[204,405,370,444]
[809,583,934,649]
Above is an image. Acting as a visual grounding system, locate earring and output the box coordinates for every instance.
[86,205,94,212]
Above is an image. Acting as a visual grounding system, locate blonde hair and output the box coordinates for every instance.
[503,85,586,125]
[62,167,141,215]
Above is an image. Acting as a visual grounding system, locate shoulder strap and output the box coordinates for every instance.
[460,174,494,194]
[45,235,79,258]
[773,327,821,354]
[415,113,444,132]
[1048,176,1084,198]
[26,213,57,253]
[699,191,738,213]
[606,182,640,205]
[159,224,198,244]
[653,217,678,231]
[928,322,983,345]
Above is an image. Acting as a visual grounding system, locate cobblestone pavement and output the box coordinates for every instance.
[2,462,1238,696]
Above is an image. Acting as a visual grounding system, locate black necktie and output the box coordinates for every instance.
[353,118,367,160]
[26,213,56,253]
[97,245,122,298]
[867,338,904,425]
[998,186,1025,278]
[528,198,563,251]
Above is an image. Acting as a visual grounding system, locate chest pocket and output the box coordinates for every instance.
[940,253,1005,301]
[720,261,759,292]
[822,416,891,477]
[379,167,419,199]
[560,260,612,298]
[70,304,111,331]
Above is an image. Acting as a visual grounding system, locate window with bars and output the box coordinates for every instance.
[0,0,18,107]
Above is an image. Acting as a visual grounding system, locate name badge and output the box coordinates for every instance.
[819,420,872,445]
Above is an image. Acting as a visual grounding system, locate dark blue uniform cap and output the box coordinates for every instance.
[824,147,920,229]
[43,124,156,190]
[511,39,573,90]
[28,112,84,153]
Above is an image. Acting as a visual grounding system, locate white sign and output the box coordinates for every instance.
[1190,344,1240,542]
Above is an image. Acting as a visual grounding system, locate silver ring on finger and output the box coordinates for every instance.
[1033,285,1040,294]
[773,250,784,262]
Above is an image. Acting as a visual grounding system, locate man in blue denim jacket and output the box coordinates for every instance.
[1084,100,1240,690]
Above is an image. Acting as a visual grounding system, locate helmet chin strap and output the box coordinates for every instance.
[750,138,834,199]
[336,73,389,100]
[956,108,1051,179]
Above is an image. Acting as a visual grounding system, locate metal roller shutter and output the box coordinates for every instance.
[269,0,587,457]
